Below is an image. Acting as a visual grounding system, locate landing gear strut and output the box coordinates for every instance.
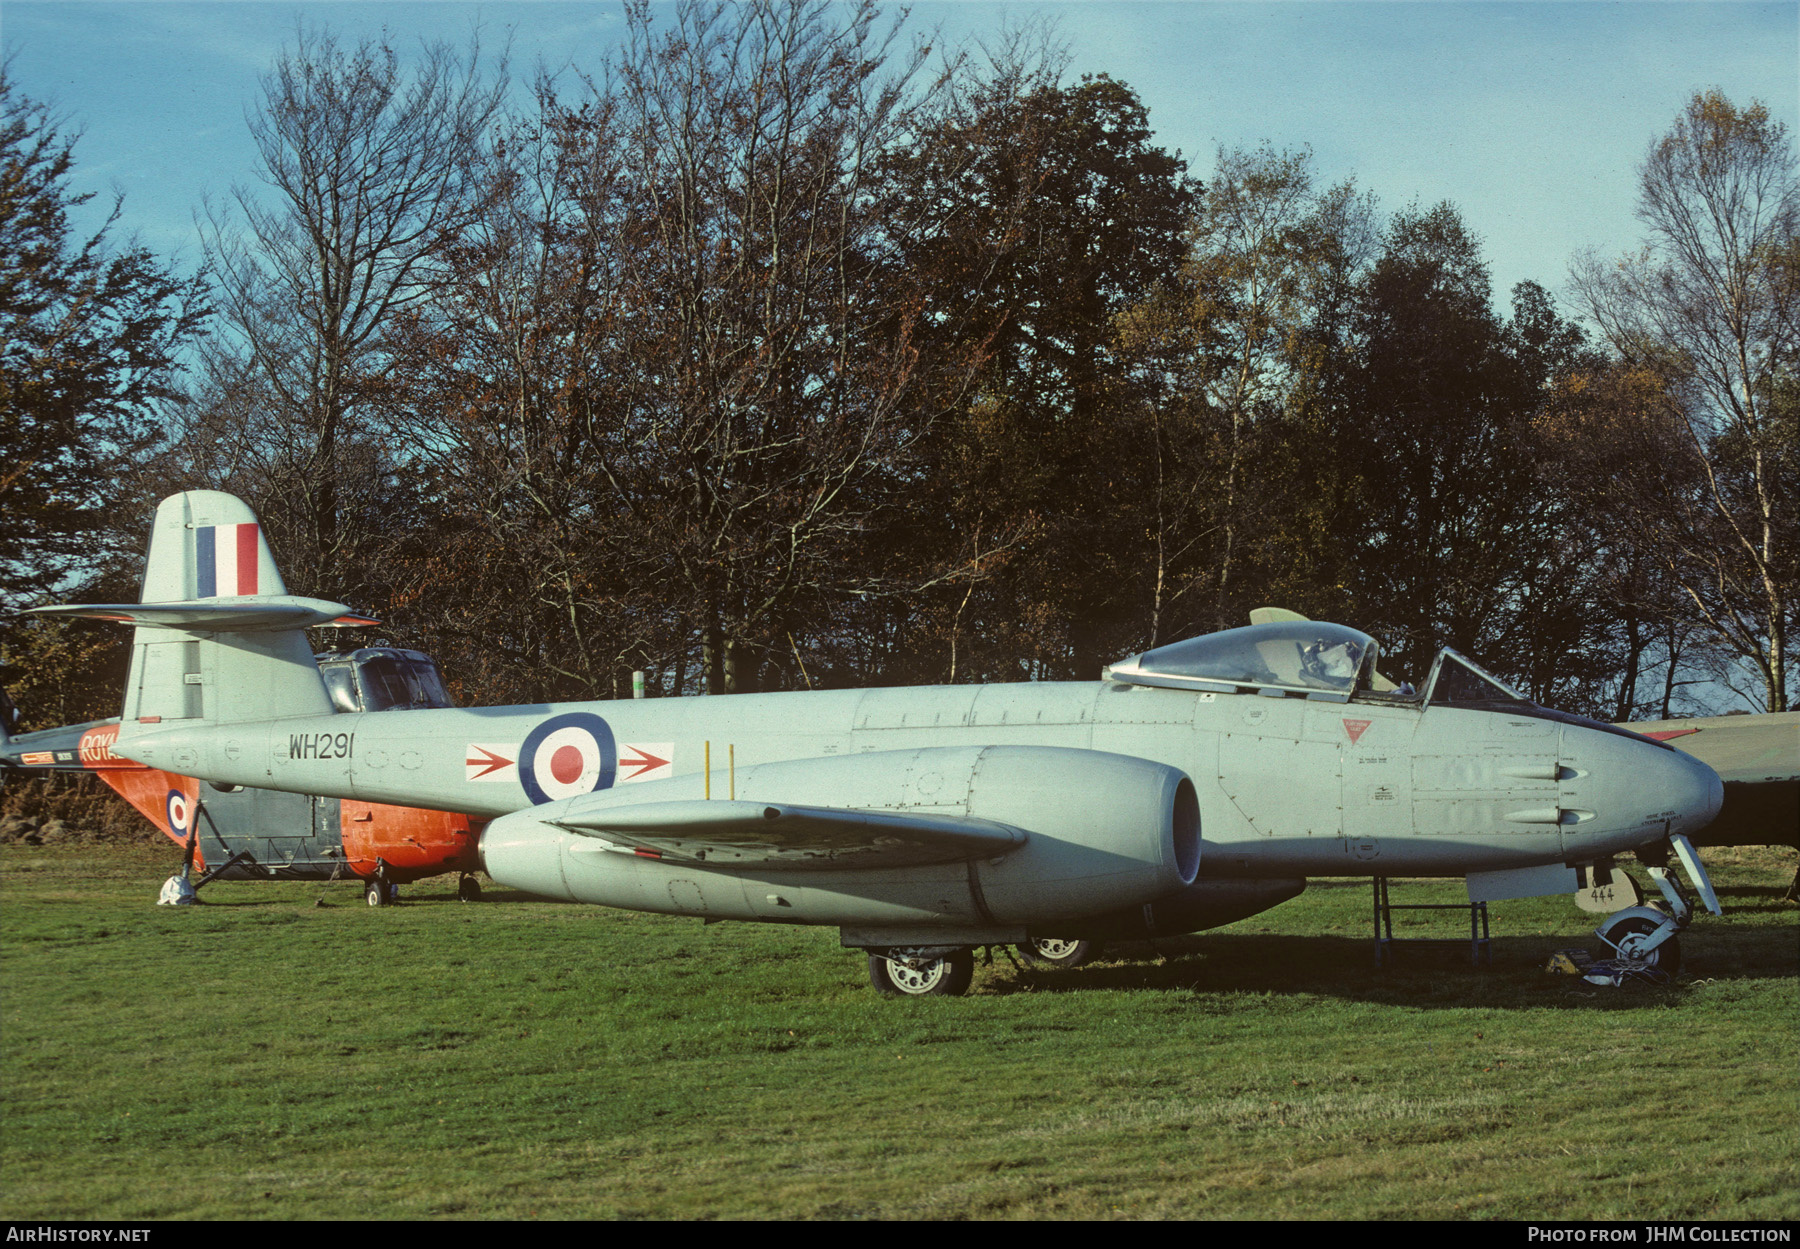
[1594,834,1719,973]
[158,817,203,906]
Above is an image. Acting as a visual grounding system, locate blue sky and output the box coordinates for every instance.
[2,0,1796,314]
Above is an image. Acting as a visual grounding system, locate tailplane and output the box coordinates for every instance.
[27,492,376,734]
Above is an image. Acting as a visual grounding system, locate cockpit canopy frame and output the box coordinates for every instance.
[1104,622,1381,702]
[1418,647,1528,706]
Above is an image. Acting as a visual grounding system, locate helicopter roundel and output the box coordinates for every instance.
[518,712,618,805]
[165,788,193,837]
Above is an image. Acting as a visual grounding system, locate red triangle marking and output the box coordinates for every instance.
[620,747,670,780]
[466,745,515,778]
[1343,718,1372,744]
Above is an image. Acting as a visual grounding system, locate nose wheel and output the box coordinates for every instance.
[1597,913,1682,974]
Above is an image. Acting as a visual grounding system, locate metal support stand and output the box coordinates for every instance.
[191,850,256,889]
[1373,877,1491,966]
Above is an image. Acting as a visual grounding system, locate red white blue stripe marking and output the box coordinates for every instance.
[195,523,259,597]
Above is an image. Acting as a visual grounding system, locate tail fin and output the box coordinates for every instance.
[27,491,376,733]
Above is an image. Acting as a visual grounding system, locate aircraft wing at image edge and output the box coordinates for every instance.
[1625,710,1800,849]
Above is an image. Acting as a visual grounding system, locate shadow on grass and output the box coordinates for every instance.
[175,883,580,908]
[1714,884,1800,909]
[977,926,1799,1009]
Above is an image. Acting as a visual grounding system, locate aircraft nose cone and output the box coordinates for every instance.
[1676,748,1725,837]
[1562,724,1724,852]
[1629,734,1723,838]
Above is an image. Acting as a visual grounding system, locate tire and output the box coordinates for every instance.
[867,949,975,997]
[1019,938,1094,968]
[1600,914,1681,975]
[458,875,482,902]
[365,879,393,907]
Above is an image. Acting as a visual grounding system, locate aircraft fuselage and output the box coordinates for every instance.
[117,678,1721,934]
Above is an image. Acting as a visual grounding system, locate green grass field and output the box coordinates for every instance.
[3,841,1795,1220]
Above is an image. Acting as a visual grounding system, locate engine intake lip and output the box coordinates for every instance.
[1173,776,1200,885]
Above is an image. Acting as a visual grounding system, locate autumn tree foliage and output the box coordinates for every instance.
[376,0,968,700]
[884,71,1196,683]
[1115,142,1375,644]
[1570,89,1799,711]
[12,7,1793,726]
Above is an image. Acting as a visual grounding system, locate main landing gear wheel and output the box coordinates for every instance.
[1019,938,1094,968]
[867,949,975,997]
[365,879,398,907]
[1600,914,1681,975]
[457,874,482,902]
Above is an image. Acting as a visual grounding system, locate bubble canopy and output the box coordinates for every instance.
[1105,622,1380,699]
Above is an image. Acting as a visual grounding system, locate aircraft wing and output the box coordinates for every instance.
[553,799,1028,870]
[1625,711,1800,848]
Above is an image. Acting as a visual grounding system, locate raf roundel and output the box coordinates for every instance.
[518,712,618,805]
[165,789,193,837]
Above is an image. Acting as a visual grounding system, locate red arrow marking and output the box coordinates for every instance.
[466,745,515,778]
[620,747,670,780]
[1640,728,1700,741]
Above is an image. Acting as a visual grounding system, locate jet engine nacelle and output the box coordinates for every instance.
[480,745,1200,931]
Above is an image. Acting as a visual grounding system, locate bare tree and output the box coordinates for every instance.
[190,25,506,598]
[371,2,968,700]
[1115,144,1376,639]
[595,0,950,693]
[372,76,659,703]
[1570,90,1799,710]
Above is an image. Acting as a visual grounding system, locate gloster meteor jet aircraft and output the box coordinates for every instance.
[32,491,1726,996]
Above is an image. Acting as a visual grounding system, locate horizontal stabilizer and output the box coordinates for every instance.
[555,799,1027,870]
[29,598,375,633]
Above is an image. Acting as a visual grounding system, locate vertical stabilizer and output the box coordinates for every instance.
[126,492,330,729]
[141,490,287,603]
[30,492,361,732]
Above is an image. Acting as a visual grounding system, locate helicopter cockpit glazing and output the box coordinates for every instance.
[317,648,456,714]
